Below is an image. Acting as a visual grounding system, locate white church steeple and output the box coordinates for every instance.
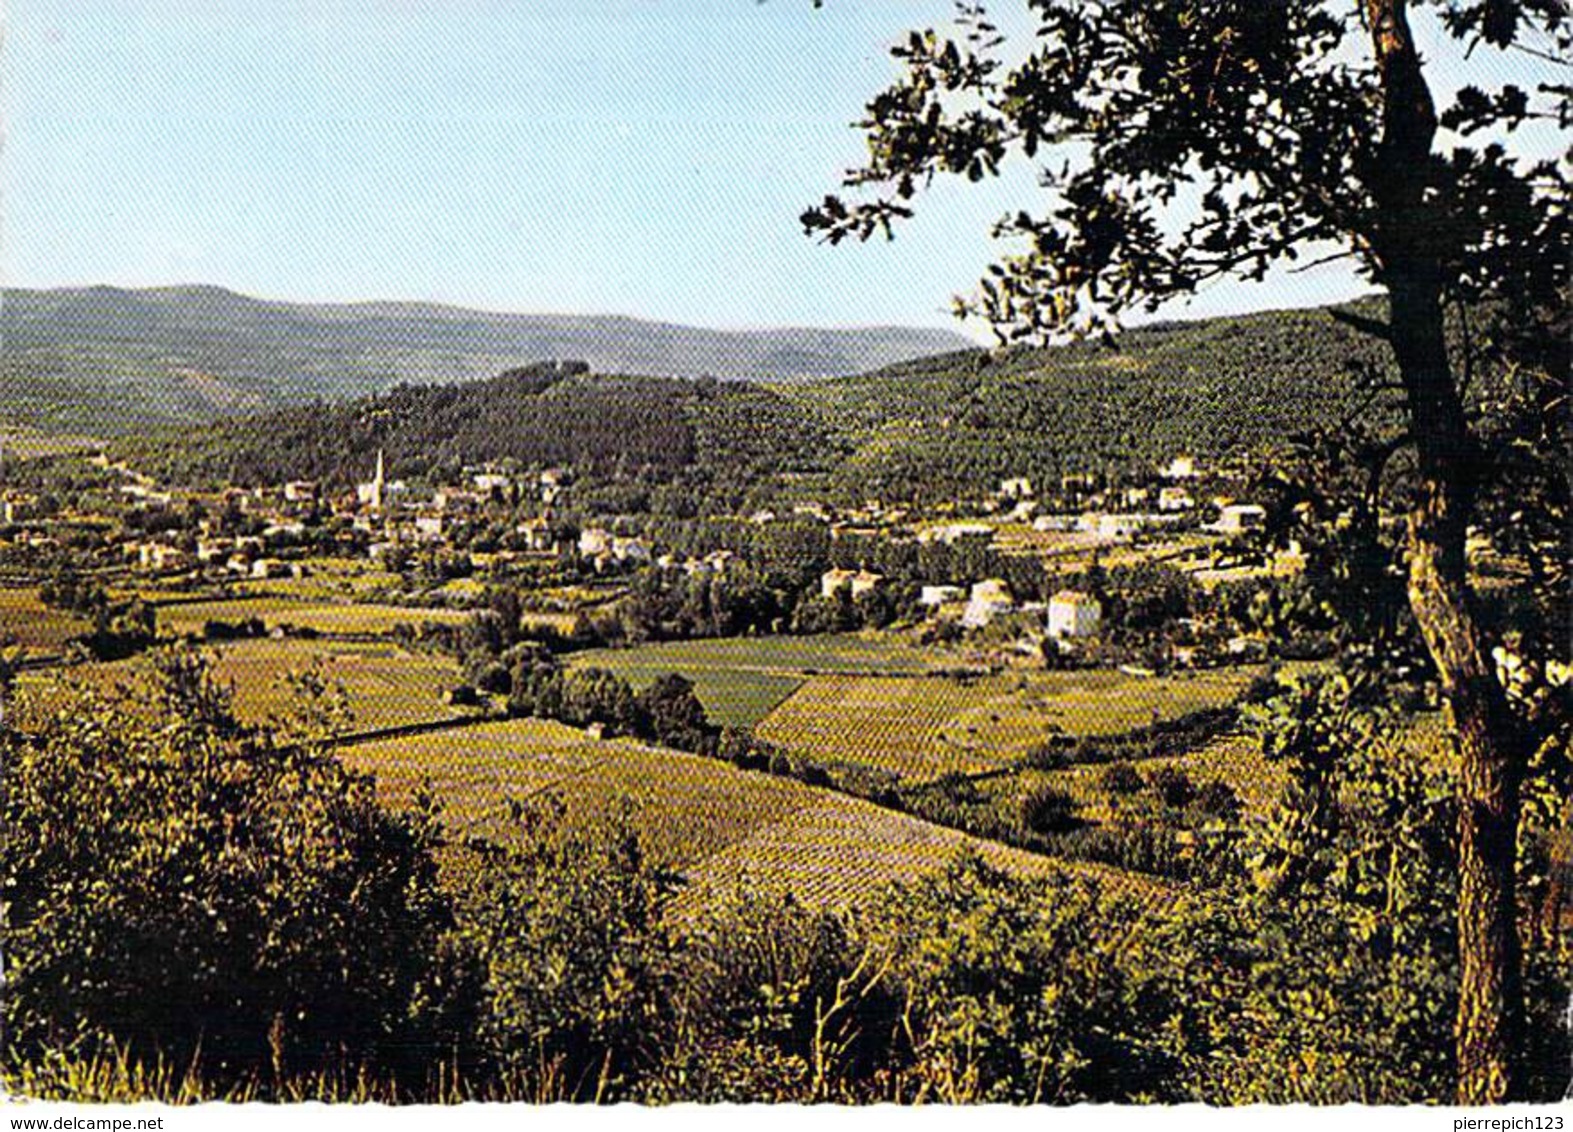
[357,448,387,511]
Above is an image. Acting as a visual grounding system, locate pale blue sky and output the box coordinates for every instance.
[3,2,1560,336]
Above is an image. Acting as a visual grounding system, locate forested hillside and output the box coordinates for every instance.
[0,284,970,433]
[113,299,1408,504]
[783,300,1400,501]
[114,362,842,500]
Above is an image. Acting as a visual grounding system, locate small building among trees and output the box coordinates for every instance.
[1047,590,1102,640]
[962,578,1016,628]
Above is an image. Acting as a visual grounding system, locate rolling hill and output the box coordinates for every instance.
[0,284,972,433]
[788,298,1405,500]
[112,361,838,498]
[110,297,1406,507]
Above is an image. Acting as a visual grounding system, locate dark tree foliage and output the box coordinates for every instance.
[114,363,841,516]
[505,653,719,755]
[640,674,714,753]
[0,655,460,1093]
[37,567,157,660]
[453,798,677,1101]
[109,299,1480,510]
[798,300,1396,499]
[1016,782,1077,835]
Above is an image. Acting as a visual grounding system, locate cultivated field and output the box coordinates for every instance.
[568,633,972,730]
[0,589,88,658]
[758,674,1021,779]
[574,633,962,677]
[157,596,474,639]
[568,655,802,730]
[18,637,468,735]
[758,666,1262,785]
[207,638,466,734]
[675,792,1073,912]
[1162,730,1286,810]
[338,717,1149,911]
[343,717,809,866]
[987,522,1217,570]
[998,729,1278,828]
[230,558,404,601]
[1008,666,1257,736]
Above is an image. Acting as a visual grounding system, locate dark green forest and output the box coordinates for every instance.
[113,363,841,508]
[116,298,1409,506]
[795,299,1403,501]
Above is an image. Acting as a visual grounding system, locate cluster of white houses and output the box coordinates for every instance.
[53,447,724,583]
[967,459,1268,544]
[122,531,307,580]
[820,564,1106,643]
[1026,501,1265,541]
[61,449,583,580]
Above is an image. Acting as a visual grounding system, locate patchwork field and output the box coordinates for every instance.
[568,633,975,730]
[575,633,962,677]
[758,666,1261,785]
[157,596,474,639]
[1011,666,1257,736]
[758,674,1021,779]
[0,588,88,658]
[995,729,1280,829]
[208,638,465,733]
[344,718,810,867]
[1163,730,1286,810]
[230,558,404,601]
[676,791,1090,913]
[568,656,802,730]
[340,717,1149,911]
[987,522,1217,569]
[18,637,467,735]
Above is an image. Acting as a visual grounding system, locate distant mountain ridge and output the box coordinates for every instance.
[0,284,974,433]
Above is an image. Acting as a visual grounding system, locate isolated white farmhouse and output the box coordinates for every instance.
[578,528,614,557]
[919,522,994,546]
[919,584,966,608]
[1047,590,1102,639]
[612,536,653,563]
[702,549,737,575]
[414,513,445,540]
[516,516,556,552]
[1097,513,1146,542]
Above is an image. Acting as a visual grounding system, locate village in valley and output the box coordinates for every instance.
[9,435,1298,671]
[2,312,1564,1107]
[0,401,1353,917]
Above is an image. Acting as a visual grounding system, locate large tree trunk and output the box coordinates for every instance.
[1364,0,1526,1104]
[1388,270,1525,1105]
